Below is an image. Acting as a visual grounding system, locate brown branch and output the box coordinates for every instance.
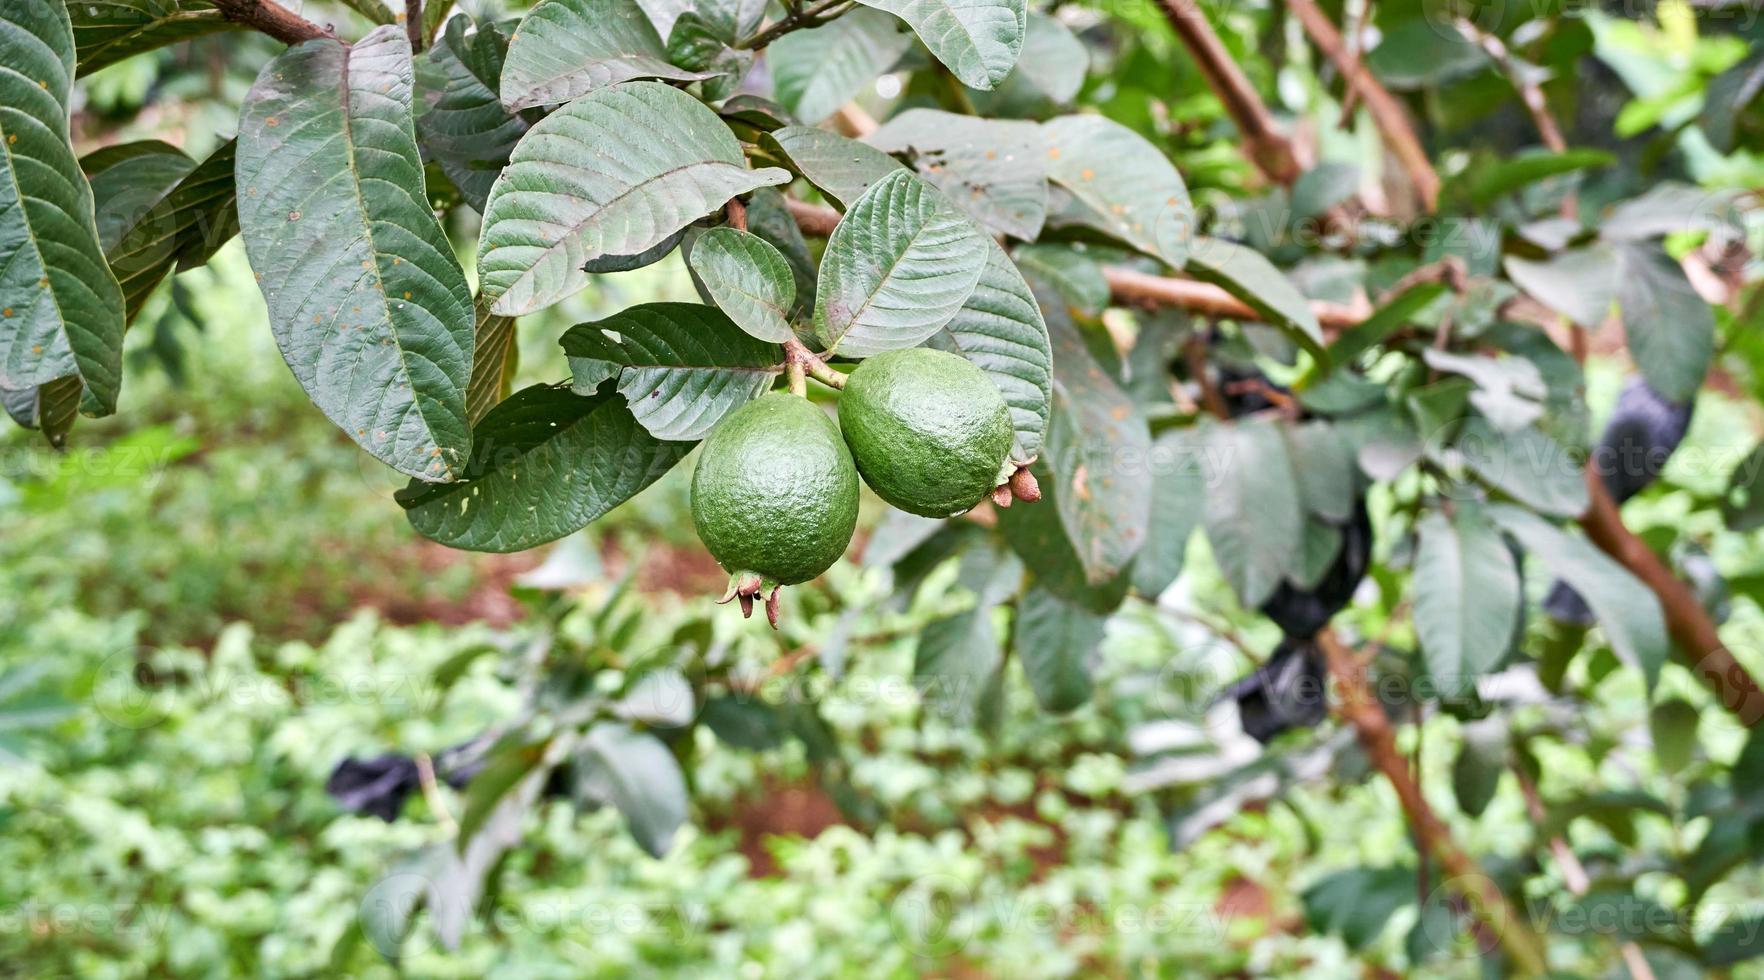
[404,0,424,52]
[211,0,329,44]
[1576,470,1764,725]
[1105,266,1366,333]
[1153,0,1305,187]
[1454,18,1576,221]
[1184,334,1232,419]
[1287,0,1440,212]
[1317,629,1549,976]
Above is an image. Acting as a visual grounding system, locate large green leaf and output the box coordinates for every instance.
[1413,502,1521,698]
[1202,417,1305,608]
[686,227,795,342]
[1041,297,1151,583]
[770,8,911,123]
[418,17,528,214]
[867,109,1047,239]
[814,169,990,357]
[398,383,693,552]
[575,723,689,857]
[238,27,476,481]
[477,81,789,316]
[1491,504,1668,689]
[855,0,1025,90]
[1132,426,1205,597]
[560,302,781,440]
[915,537,1020,726]
[68,0,242,76]
[0,0,127,414]
[1014,584,1103,712]
[87,139,238,321]
[931,240,1051,463]
[763,125,904,209]
[968,12,1085,117]
[1185,237,1325,359]
[1302,866,1415,950]
[1502,245,1616,330]
[499,0,705,110]
[1454,416,1587,518]
[1613,242,1713,404]
[1042,114,1192,268]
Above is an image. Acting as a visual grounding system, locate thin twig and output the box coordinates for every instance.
[404,0,423,52]
[211,0,330,43]
[735,0,849,51]
[1288,0,1440,212]
[1454,18,1575,220]
[1184,334,1232,419]
[1317,628,1549,975]
[414,752,459,837]
[1152,0,1306,186]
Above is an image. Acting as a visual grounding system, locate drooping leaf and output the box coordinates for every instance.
[995,457,1131,615]
[398,383,693,551]
[770,8,912,123]
[1302,865,1416,950]
[1013,243,1108,316]
[1283,421,1355,522]
[1041,297,1151,583]
[1014,584,1103,712]
[867,109,1047,239]
[68,0,242,76]
[1132,426,1205,597]
[687,227,795,342]
[915,537,1020,726]
[1650,699,1699,774]
[814,169,991,357]
[498,0,705,110]
[1185,237,1324,359]
[1202,417,1305,608]
[0,375,81,448]
[560,302,781,441]
[477,81,790,315]
[968,12,1086,117]
[1451,717,1507,818]
[1414,502,1522,698]
[418,16,528,213]
[88,139,238,320]
[1613,242,1713,404]
[575,722,689,858]
[238,27,477,481]
[464,302,516,425]
[1491,504,1668,689]
[855,0,1024,90]
[763,125,904,209]
[931,240,1051,462]
[1042,114,1192,268]
[1365,17,1486,89]
[0,0,128,414]
[1502,245,1616,330]
[1454,416,1588,518]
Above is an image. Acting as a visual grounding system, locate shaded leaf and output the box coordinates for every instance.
[1414,502,1521,698]
[857,0,1024,90]
[867,109,1047,239]
[814,169,990,357]
[1503,245,1616,330]
[1202,417,1305,608]
[398,383,693,552]
[1302,865,1415,949]
[238,28,476,481]
[69,0,242,76]
[561,302,781,440]
[1650,699,1699,775]
[464,302,516,425]
[476,81,789,315]
[770,8,911,123]
[1455,416,1587,517]
[1613,242,1713,404]
[915,538,1020,725]
[1452,717,1507,817]
[499,0,705,110]
[763,125,904,209]
[1014,584,1103,712]
[1013,243,1108,316]
[418,17,528,213]
[90,139,238,320]
[575,723,689,857]
[687,227,796,342]
[1132,426,1205,597]
[1186,237,1324,359]
[0,0,127,414]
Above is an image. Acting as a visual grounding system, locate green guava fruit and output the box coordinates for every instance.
[838,347,1014,518]
[691,392,860,625]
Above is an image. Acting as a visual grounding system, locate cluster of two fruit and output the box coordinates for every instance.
[691,348,1021,627]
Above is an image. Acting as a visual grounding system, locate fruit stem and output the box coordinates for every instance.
[786,359,807,397]
[783,338,846,391]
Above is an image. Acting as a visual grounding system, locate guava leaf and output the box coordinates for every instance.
[686,227,795,343]
[867,109,1047,239]
[477,81,789,316]
[855,0,1025,90]
[1283,421,1356,522]
[0,0,128,415]
[1202,417,1305,608]
[763,126,904,209]
[418,16,528,214]
[464,302,516,425]
[1454,416,1588,518]
[1613,242,1713,404]
[1042,114,1193,269]
[575,723,689,858]
[499,0,706,110]
[0,375,81,448]
[69,0,242,76]
[969,12,1086,117]
[744,188,818,318]
[398,383,693,552]
[238,27,477,482]
[931,240,1051,463]
[1502,245,1617,330]
[87,139,238,320]
[1014,243,1108,316]
[915,538,1021,726]
[1131,426,1205,597]
[1014,584,1103,712]
[770,8,911,123]
[1491,504,1667,689]
[814,170,990,357]
[1185,237,1325,359]
[1413,502,1521,698]
[560,302,781,440]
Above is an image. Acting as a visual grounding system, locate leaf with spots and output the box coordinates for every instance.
[398,383,694,552]
[498,0,706,110]
[867,109,1047,240]
[0,0,128,415]
[560,302,781,441]
[1041,114,1192,269]
[855,0,1026,91]
[476,81,790,316]
[237,27,477,482]
[814,169,991,357]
